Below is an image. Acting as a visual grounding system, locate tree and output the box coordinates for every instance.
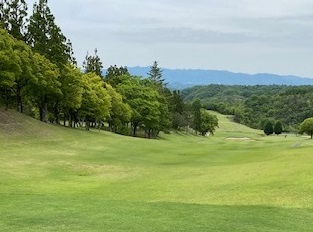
[79,72,111,129]
[82,48,103,77]
[105,83,132,133]
[27,0,72,67]
[172,112,188,130]
[116,76,162,137]
[300,117,313,139]
[169,90,187,130]
[0,0,28,41]
[199,109,218,136]
[147,61,164,86]
[0,28,21,109]
[105,65,129,86]
[170,90,184,114]
[26,53,61,122]
[274,121,283,135]
[146,62,172,135]
[264,121,274,135]
[191,99,202,133]
[12,38,34,113]
[59,64,83,126]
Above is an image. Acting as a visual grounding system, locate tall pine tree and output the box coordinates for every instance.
[27,0,72,67]
[0,0,28,41]
[83,48,103,77]
[147,61,164,86]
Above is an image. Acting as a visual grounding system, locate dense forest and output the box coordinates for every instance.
[182,85,313,131]
[0,0,218,138]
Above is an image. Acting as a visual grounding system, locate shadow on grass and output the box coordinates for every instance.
[1,195,312,232]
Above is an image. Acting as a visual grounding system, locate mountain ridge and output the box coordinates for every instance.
[128,66,313,89]
[104,66,313,89]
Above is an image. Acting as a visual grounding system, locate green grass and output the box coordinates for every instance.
[0,109,312,231]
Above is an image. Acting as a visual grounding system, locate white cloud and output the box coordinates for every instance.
[26,0,313,77]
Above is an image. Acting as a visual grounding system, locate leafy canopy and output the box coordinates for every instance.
[300,117,313,139]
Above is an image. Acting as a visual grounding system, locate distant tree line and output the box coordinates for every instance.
[182,84,313,132]
[0,0,218,138]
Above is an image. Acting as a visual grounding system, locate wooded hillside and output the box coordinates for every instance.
[182,85,313,131]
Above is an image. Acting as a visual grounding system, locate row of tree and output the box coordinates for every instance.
[0,0,219,138]
[263,120,283,136]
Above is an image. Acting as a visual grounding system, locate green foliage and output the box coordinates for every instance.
[27,0,71,67]
[0,24,178,137]
[0,29,21,107]
[274,121,283,135]
[58,64,83,125]
[26,53,61,122]
[147,61,164,85]
[116,76,162,137]
[105,83,132,133]
[0,29,21,87]
[183,84,313,131]
[79,72,111,126]
[0,0,28,41]
[300,117,313,139]
[191,99,202,133]
[12,38,34,112]
[170,90,184,114]
[0,0,176,139]
[105,65,129,86]
[83,48,103,77]
[199,109,218,136]
[59,64,83,111]
[169,90,188,130]
[264,121,274,136]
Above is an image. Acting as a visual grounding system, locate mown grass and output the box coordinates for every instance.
[0,109,312,231]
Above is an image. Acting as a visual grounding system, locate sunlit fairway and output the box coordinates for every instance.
[0,109,312,231]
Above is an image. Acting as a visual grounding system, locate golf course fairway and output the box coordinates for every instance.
[0,109,312,231]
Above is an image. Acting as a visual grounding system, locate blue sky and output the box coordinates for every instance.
[27,0,313,77]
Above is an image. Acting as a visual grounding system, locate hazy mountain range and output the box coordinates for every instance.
[105,66,313,89]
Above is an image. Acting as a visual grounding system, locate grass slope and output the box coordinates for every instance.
[0,109,312,231]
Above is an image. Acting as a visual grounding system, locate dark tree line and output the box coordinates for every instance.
[1,0,218,138]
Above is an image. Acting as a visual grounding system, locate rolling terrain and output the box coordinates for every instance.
[0,108,312,231]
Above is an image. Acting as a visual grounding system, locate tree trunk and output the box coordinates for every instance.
[69,109,73,127]
[85,118,90,130]
[39,99,49,123]
[63,114,66,126]
[132,122,138,137]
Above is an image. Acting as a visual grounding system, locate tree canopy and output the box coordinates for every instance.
[264,121,274,136]
[274,121,283,135]
[182,84,313,131]
[300,117,313,139]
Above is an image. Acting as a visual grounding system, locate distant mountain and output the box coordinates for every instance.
[105,66,313,89]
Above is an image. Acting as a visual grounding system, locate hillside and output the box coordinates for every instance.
[181,85,313,130]
[122,66,313,89]
[0,110,312,231]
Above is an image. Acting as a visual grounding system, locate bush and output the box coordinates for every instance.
[264,121,274,135]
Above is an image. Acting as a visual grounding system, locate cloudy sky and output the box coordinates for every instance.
[28,0,313,77]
